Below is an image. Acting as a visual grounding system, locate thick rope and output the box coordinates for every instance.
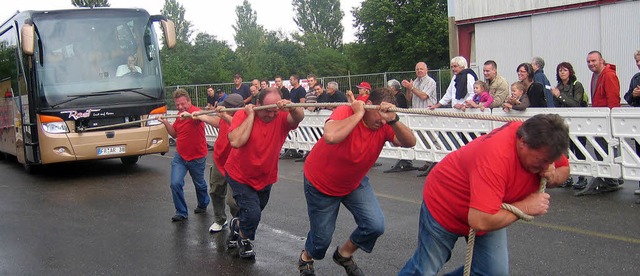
[78,102,525,132]
[463,178,547,276]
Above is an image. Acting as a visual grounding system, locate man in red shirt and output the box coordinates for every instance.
[159,89,210,222]
[298,88,416,276]
[192,94,243,234]
[224,87,304,259]
[399,114,570,275]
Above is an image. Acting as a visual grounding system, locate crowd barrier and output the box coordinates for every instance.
[170,107,640,182]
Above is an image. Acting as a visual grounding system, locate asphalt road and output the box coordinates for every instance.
[1,150,639,275]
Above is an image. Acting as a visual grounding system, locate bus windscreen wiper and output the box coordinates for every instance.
[50,91,121,108]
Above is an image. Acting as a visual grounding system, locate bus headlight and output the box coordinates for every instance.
[147,114,162,126]
[42,122,70,133]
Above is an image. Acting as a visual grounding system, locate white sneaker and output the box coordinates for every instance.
[209,221,228,233]
[634,189,640,195]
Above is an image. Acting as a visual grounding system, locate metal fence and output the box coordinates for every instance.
[162,67,476,109]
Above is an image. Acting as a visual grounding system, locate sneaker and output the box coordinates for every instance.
[209,220,228,233]
[238,238,256,259]
[298,250,315,276]
[559,177,574,188]
[572,176,588,190]
[171,215,187,222]
[227,217,239,249]
[383,160,417,173]
[194,207,207,214]
[332,246,364,276]
[634,189,640,195]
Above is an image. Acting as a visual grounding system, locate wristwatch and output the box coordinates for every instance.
[387,114,400,125]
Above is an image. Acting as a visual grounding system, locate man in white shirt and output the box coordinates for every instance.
[116,55,141,77]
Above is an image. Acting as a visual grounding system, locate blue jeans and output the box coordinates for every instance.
[398,202,508,276]
[170,154,210,218]
[303,175,385,260]
[226,174,272,240]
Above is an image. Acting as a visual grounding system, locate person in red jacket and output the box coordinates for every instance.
[578,51,622,195]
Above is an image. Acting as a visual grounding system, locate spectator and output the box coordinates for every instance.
[249,84,260,105]
[260,79,269,91]
[306,74,319,93]
[465,80,493,112]
[192,94,244,233]
[298,88,416,276]
[402,62,437,108]
[275,75,291,100]
[224,87,304,259]
[317,81,348,107]
[289,74,306,103]
[399,114,570,275]
[577,51,622,195]
[430,56,477,110]
[503,82,529,112]
[215,88,227,107]
[347,81,372,103]
[623,49,640,199]
[158,89,210,222]
[483,60,510,108]
[305,83,322,111]
[206,86,218,110]
[531,56,555,107]
[251,79,260,92]
[231,73,252,104]
[516,63,547,107]
[550,62,588,189]
[384,79,415,173]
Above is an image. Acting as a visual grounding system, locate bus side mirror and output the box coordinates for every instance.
[21,24,35,56]
[161,20,176,49]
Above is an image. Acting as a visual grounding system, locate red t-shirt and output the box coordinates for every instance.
[423,122,569,236]
[304,106,395,196]
[213,119,231,175]
[173,105,208,161]
[224,110,296,190]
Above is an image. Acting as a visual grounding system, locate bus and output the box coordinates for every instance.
[0,8,176,172]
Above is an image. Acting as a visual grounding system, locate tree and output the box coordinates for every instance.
[292,0,344,49]
[351,0,449,72]
[232,0,266,79]
[161,0,193,43]
[71,0,110,7]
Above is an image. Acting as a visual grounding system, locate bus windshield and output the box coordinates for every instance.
[32,10,164,108]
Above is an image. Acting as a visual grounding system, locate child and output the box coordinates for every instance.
[502,82,530,112]
[465,80,494,111]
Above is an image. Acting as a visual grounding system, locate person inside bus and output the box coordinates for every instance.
[116,55,142,77]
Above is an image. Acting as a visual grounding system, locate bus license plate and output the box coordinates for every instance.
[97,145,126,156]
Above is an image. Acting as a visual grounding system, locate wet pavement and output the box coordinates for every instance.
[0,150,639,275]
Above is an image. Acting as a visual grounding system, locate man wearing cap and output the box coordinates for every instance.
[231,73,252,104]
[193,94,244,233]
[348,82,372,103]
[215,88,227,107]
[159,89,211,222]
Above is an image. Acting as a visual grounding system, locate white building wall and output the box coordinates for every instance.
[474,1,639,103]
[455,0,594,21]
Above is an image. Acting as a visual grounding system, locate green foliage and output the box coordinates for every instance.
[352,0,449,72]
[292,0,344,49]
[71,0,110,7]
[161,0,193,43]
[232,0,266,79]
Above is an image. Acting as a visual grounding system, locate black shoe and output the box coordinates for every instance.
[559,177,574,188]
[384,160,417,173]
[575,178,621,196]
[298,251,315,276]
[227,217,239,249]
[417,162,436,177]
[417,162,433,171]
[572,176,588,190]
[238,238,256,259]
[332,246,364,276]
[194,207,207,214]
[294,152,308,162]
[171,215,187,222]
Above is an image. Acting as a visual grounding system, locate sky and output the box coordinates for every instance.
[0,0,364,47]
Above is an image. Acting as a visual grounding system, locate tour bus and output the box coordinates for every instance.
[0,8,176,172]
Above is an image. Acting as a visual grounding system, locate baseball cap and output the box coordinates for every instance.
[356,82,372,90]
[215,88,224,93]
[220,94,244,108]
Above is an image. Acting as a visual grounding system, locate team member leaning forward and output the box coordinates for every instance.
[224,87,305,259]
[192,94,244,233]
[399,114,570,276]
[298,88,416,276]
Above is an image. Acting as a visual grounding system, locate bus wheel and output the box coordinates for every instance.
[121,156,139,165]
